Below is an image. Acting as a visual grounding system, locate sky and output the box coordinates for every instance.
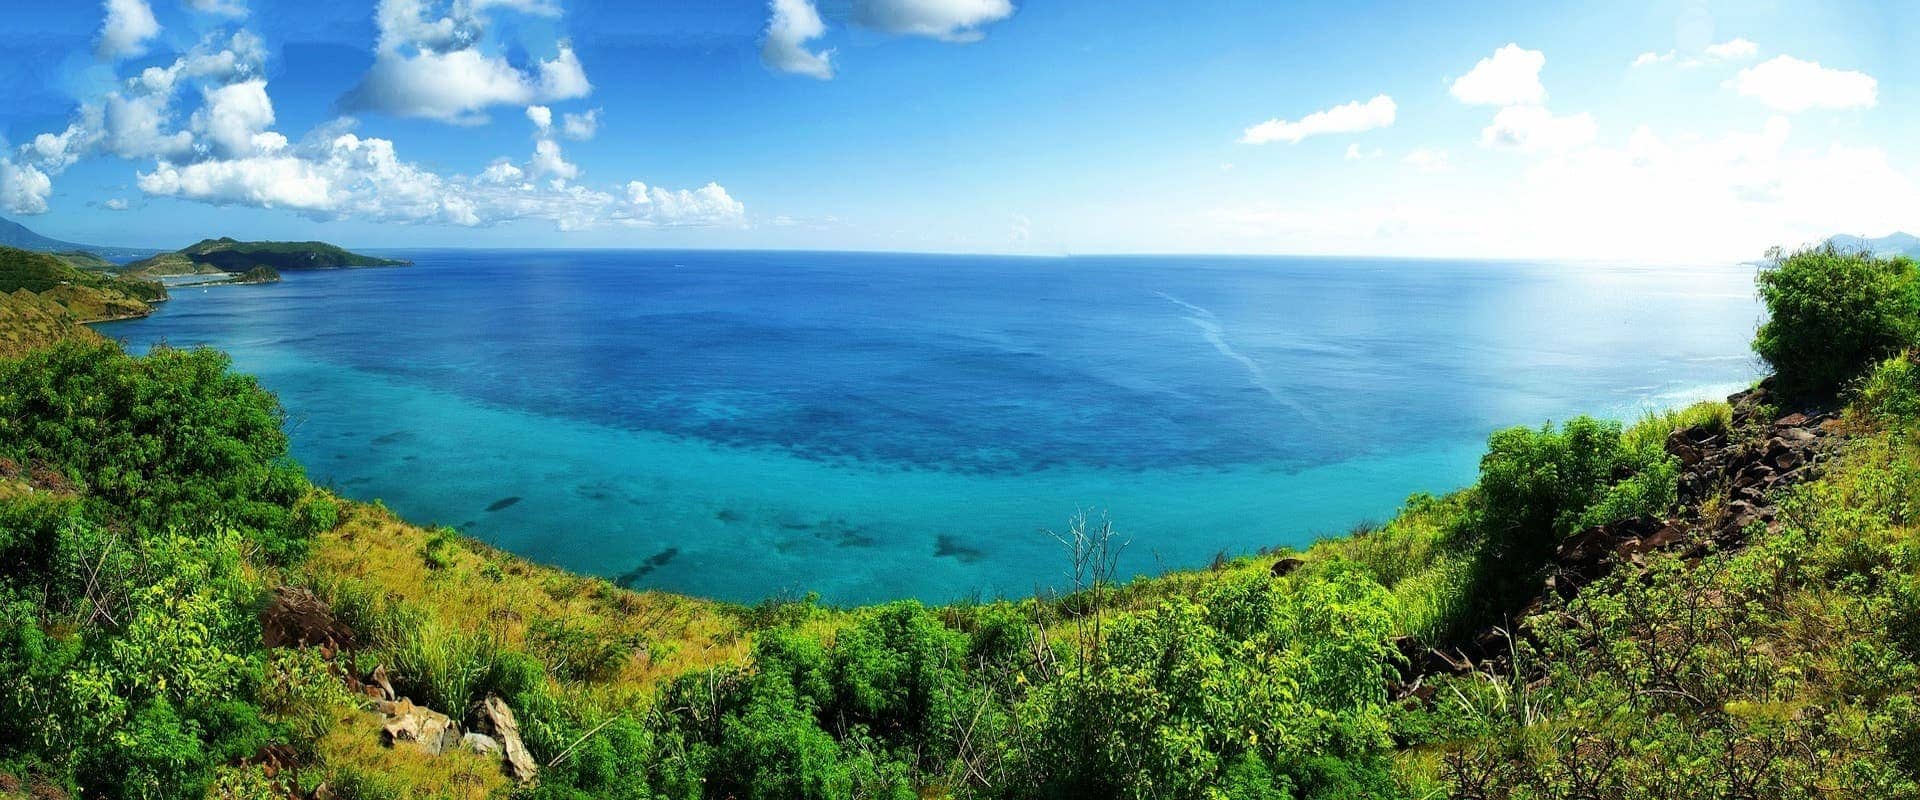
[0,0,1913,262]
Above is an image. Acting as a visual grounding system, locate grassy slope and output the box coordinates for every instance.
[0,246,166,317]
[0,290,103,357]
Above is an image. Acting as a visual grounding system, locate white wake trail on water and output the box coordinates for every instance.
[1155,292,1320,421]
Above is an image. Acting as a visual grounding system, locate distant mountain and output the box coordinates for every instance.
[125,237,408,279]
[1828,232,1920,258]
[0,217,160,263]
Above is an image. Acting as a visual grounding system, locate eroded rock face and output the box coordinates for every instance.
[470,695,538,784]
[378,699,462,756]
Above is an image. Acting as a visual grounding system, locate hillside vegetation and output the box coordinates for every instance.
[2,245,1920,799]
[126,238,406,279]
[0,247,165,344]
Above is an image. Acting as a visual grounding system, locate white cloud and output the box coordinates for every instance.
[761,0,1014,78]
[528,138,579,180]
[1633,38,1759,68]
[1726,55,1877,112]
[1451,44,1546,106]
[185,0,249,17]
[0,159,53,215]
[342,0,592,123]
[192,79,279,158]
[623,181,748,227]
[849,0,1015,43]
[537,43,591,98]
[478,158,524,184]
[1704,38,1759,61]
[1344,144,1382,161]
[136,124,744,230]
[103,90,196,160]
[98,0,162,60]
[104,197,130,210]
[1402,147,1452,173]
[10,5,743,229]
[561,108,600,140]
[763,0,834,80]
[1480,105,1597,153]
[1240,94,1396,145]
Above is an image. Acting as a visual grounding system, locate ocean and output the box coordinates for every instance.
[96,250,1765,603]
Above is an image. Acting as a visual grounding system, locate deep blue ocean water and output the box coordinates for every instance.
[97,251,1764,603]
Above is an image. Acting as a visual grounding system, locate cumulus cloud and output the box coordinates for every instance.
[0,159,54,215]
[192,79,281,158]
[763,0,834,80]
[1344,144,1381,161]
[341,0,592,123]
[12,18,742,230]
[560,109,600,140]
[1726,55,1877,112]
[1451,44,1546,106]
[103,197,131,210]
[1480,105,1598,153]
[761,0,1014,78]
[528,138,578,180]
[850,0,1015,42]
[136,125,746,230]
[1240,95,1396,145]
[98,0,162,60]
[185,0,249,17]
[1633,37,1759,68]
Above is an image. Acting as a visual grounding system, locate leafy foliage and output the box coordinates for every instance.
[1754,245,1920,400]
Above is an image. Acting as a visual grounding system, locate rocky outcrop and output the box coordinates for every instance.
[470,695,538,784]
[378,698,462,756]
[1391,377,1845,697]
[261,586,540,785]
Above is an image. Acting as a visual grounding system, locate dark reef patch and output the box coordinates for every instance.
[715,508,743,524]
[934,533,986,564]
[815,518,878,548]
[370,430,412,446]
[485,496,522,512]
[614,547,682,588]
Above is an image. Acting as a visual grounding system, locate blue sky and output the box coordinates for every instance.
[0,0,1913,261]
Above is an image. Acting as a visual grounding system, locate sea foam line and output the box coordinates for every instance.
[1155,291,1320,421]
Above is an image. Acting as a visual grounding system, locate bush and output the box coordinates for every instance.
[1754,246,1920,400]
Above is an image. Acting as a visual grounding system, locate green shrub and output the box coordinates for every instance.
[1754,246,1920,400]
[1860,354,1920,420]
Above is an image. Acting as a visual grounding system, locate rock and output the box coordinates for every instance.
[261,585,354,651]
[1269,557,1305,577]
[1735,462,1775,490]
[1780,427,1817,444]
[367,665,396,702]
[1774,412,1810,428]
[1724,501,1763,533]
[380,699,461,756]
[463,733,502,756]
[471,695,537,784]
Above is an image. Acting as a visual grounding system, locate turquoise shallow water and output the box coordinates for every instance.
[96,251,1764,603]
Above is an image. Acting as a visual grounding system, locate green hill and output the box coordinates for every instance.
[0,248,166,304]
[126,237,408,278]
